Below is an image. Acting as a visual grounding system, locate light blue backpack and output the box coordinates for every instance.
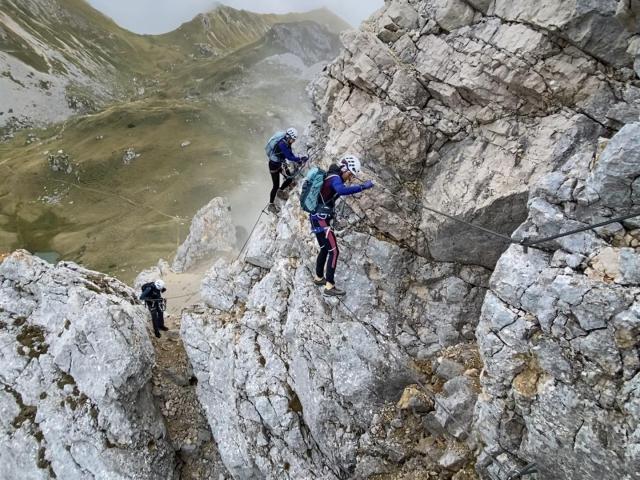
[265,131,286,163]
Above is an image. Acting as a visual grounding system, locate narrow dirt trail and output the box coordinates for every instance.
[144,258,228,479]
[150,312,230,480]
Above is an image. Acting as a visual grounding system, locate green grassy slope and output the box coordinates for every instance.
[0,86,312,280]
[0,6,341,280]
[0,0,180,78]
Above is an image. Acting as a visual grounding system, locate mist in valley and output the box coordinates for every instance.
[0,2,344,281]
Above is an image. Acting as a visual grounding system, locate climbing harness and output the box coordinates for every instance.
[158,298,167,311]
[282,162,303,181]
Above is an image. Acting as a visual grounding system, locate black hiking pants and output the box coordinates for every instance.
[269,161,293,203]
[147,304,165,336]
[312,216,339,285]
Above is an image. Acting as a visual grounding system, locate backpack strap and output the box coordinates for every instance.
[318,174,340,212]
[266,132,287,163]
[272,139,284,162]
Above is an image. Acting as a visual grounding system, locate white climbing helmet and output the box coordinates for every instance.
[154,279,166,291]
[285,127,298,140]
[340,154,362,175]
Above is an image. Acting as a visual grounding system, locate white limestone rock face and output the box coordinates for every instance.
[434,0,481,31]
[580,122,640,211]
[311,1,640,269]
[181,1,640,479]
[476,123,640,479]
[0,251,174,480]
[172,197,235,273]
[183,200,490,479]
[489,0,640,68]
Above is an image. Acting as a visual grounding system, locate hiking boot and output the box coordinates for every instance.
[266,203,279,215]
[159,326,169,331]
[323,285,346,297]
[313,277,327,286]
[276,190,289,200]
[154,331,161,338]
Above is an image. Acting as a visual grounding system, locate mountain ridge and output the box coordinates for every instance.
[0,0,349,129]
[157,4,350,55]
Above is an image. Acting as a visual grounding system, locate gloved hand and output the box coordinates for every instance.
[362,180,374,190]
[301,156,309,163]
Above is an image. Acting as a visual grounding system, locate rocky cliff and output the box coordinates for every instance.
[5,1,640,479]
[0,250,175,479]
[476,121,640,480]
[180,1,640,479]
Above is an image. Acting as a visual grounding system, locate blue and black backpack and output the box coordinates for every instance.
[265,132,286,163]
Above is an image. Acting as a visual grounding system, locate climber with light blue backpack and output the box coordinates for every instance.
[300,155,374,297]
[265,127,308,214]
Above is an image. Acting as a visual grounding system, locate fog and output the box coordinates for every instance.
[87,0,384,33]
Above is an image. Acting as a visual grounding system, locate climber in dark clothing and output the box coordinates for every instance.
[140,279,169,338]
[266,127,307,212]
[310,155,374,297]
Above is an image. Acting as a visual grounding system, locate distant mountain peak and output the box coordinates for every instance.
[161,5,349,57]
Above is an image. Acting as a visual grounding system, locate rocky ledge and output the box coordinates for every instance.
[476,121,640,480]
[0,251,175,479]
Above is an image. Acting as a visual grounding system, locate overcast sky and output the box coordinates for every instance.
[86,0,384,34]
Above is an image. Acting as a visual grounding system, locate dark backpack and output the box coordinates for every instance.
[140,282,155,300]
